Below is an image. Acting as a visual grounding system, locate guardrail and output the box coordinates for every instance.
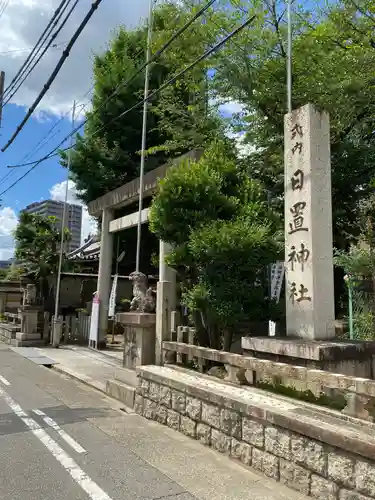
[162,341,375,423]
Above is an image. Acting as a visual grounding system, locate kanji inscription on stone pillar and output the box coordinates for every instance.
[284,103,335,339]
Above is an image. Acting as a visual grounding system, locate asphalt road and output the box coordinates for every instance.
[0,344,195,500]
[0,344,307,500]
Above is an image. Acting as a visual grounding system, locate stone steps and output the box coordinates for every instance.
[10,339,45,347]
[106,379,135,408]
[105,365,137,408]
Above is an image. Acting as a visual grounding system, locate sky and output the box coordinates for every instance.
[0,0,244,261]
[0,0,153,260]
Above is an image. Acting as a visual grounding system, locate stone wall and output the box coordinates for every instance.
[135,365,375,500]
[0,323,19,344]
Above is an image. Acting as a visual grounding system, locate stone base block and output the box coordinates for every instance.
[117,313,156,370]
[106,379,135,408]
[116,312,156,327]
[0,324,20,342]
[11,339,45,347]
[16,332,41,341]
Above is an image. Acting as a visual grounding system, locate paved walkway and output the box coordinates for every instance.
[6,343,309,499]
[31,345,123,393]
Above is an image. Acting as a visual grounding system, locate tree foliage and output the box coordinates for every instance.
[13,212,71,302]
[209,0,375,247]
[150,142,282,349]
[61,2,224,205]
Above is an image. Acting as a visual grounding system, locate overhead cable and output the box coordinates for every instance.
[3,0,71,99]
[1,0,104,152]
[3,0,79,106]
[7,0,217,163]
[1,15,256,196]
[0,0,10,21]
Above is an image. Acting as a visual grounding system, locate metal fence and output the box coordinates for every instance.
[51,311,90,344]
[347,276,375,340]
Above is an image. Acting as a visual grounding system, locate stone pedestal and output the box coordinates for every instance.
[20,307,39,333]
[116,312,156,370]
[14,306,43,347]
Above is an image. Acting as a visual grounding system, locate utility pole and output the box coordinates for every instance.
[52,100,76,348]
[287,0,292,113]
[135,0,153,272]
[0,72,5,129]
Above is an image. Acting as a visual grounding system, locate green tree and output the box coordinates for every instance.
[150,142,282,349]
[4,264,23,281]
[62,2,223,205]
[13,212,71,307]
[210,0,375,248]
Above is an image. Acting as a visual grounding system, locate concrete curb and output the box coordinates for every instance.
[51,364,136,414]
[51,364,107,395]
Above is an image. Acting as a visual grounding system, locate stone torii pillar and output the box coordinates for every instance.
[93,207,114,349]
[284,103,335,340]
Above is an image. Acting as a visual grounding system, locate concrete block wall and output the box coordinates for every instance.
[135,366,375,500]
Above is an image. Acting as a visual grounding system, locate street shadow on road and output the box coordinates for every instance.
[0,404,111,437]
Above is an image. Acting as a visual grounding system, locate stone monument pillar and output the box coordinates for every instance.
[284,103,335,340]
[242,103,375,380]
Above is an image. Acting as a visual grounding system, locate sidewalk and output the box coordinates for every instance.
[10,342,308,500]
[34,345,123,393]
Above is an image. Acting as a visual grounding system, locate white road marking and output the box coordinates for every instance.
[0,386,113,500]
[0,375,10,386]
[33,409,86,454]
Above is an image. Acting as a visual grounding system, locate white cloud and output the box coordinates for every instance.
[219,100,245,116]
[0,207,18,260]
[50,179,97,243]
[226,130,257,158]
[0,0,150,115]
[0,180,97,260]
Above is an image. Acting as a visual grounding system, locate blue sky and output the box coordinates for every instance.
[0,0,262,259]
[0,0,152,259]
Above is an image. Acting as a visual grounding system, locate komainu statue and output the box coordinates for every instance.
[129,271,155,313]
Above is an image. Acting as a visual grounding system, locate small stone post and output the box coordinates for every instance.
[284,103,335,339]
[155,240,177,365]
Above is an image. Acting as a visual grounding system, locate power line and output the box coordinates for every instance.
[4,0,217,160]
[0,42,67,56]
[3,0,71,98]
[1,15,256,197]
[19,87,92,166]
[1,0,104,152]
[75,0,219,139]
[3,0,79,106]
[0,0,9,21]
[3,85,93,181]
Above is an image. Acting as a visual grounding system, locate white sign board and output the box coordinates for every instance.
[89,292,100,343]
[270,261,285,303]
[268,320,276,337]
[108,274,118,318]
